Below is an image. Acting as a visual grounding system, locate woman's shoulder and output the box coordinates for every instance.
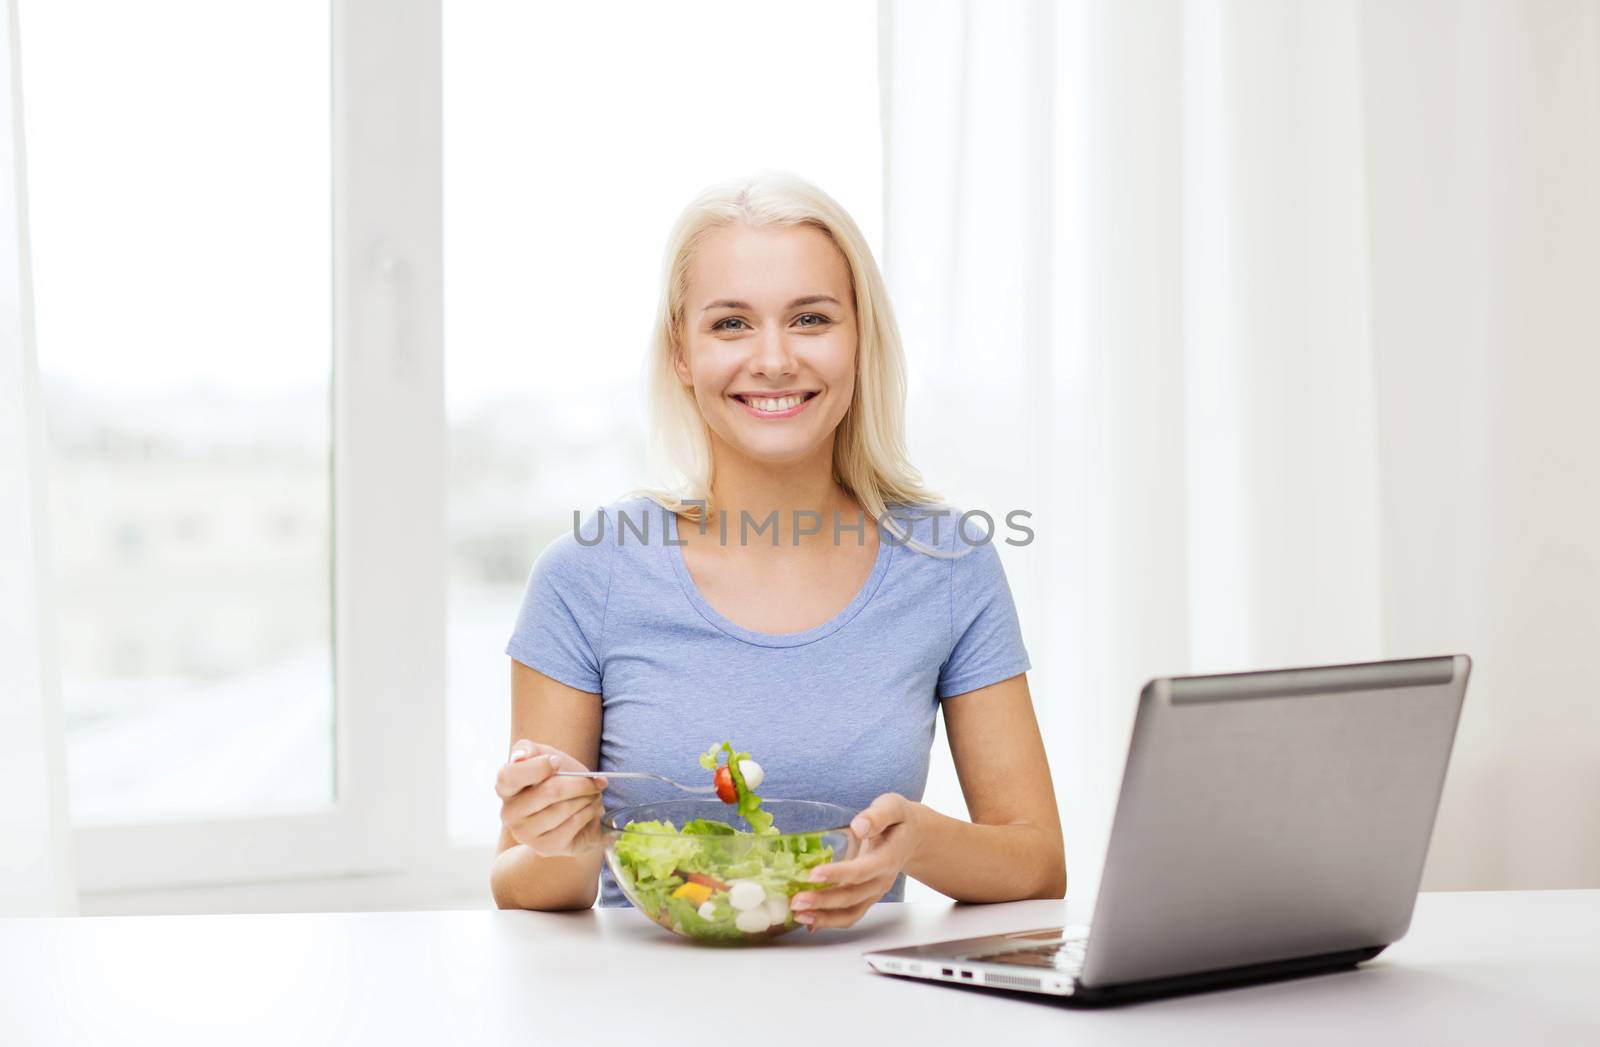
[531,495,661,584]
[604,495,680,542]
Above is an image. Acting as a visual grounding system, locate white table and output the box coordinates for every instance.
[3,890,1597,1046]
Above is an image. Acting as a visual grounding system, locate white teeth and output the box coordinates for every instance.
[743,394,807,413]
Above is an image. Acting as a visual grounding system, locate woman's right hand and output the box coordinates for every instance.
[495,739,608,857]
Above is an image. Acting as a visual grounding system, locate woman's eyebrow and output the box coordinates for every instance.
[702,294,841,312]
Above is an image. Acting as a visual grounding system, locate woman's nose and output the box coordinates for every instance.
[749,326,798,377]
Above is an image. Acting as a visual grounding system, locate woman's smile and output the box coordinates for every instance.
[729,389,820,419]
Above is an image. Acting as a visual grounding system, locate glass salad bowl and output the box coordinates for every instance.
[602,798,860,944]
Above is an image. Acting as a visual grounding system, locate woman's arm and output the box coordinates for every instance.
[787,672,1064,928]
[489,660,607,911]
[906,672,1066,901]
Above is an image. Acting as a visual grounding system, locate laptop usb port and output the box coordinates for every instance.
[940,968,954,977]
[960,970,974,979]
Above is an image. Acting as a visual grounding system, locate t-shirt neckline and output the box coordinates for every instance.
[664,507,895,648]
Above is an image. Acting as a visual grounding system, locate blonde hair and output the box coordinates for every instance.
[630,171,953,551]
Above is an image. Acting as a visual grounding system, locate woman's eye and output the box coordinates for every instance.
[712,314,828,332]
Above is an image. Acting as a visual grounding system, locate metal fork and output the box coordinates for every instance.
[553,770,717,795]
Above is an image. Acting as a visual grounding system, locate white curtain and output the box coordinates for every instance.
[1,0,75,917]
[882,0,1600,897]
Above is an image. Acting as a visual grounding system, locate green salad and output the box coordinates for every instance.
[611,742,833,941]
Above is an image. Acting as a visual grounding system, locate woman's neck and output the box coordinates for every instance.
[700,435,859,544]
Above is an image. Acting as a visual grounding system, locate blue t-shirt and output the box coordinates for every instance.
[504,495,1031,907]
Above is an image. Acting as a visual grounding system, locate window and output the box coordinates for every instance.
[21,0,334,825]
[22,0,444,898]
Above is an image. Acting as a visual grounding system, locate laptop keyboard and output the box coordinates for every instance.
[966,933,1089,974]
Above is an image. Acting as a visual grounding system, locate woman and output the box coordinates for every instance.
[490,172,1064,927]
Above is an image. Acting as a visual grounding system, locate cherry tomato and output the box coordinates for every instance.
[714,765,737,804]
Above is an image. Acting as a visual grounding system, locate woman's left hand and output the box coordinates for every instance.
[788,793,923,931]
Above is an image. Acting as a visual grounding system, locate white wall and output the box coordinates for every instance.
[1363,0,1600,889]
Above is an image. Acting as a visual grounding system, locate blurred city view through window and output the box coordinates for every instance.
[21,1,334,823]
[42,382,334,823]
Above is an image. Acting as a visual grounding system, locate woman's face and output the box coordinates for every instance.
[674,222,858,468]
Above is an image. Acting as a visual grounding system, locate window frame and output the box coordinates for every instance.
[71,0,449,894]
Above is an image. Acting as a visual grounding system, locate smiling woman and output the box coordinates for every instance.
[676,222,859,474]
[490,172,1067,926]
[639,175,927,538]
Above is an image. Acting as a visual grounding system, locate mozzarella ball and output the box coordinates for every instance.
[765,893,790,923]
[735,908,773,934]
[728,880,765,912]
[738,759,765,790]
[697,900,717,921]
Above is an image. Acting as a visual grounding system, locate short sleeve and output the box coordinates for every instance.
[504,510,614,694]
[936,536,1031,699]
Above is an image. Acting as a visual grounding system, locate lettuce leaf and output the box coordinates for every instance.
[706,740,776,834]
[680,818,736,835]
[612,819,700,882]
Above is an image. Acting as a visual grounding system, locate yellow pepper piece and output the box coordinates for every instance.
[671,881,713,906]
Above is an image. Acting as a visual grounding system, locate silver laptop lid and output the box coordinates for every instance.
[1080,654,1470,988]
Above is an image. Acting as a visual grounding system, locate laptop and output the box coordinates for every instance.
[864,654,1472,1006]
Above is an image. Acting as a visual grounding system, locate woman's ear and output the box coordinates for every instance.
[670,344,692,386]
